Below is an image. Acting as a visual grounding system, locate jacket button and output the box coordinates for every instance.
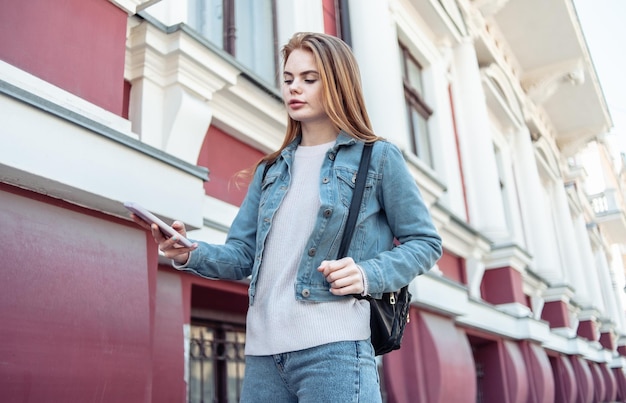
[302,289,311,297]
[329,153,335,160]
[308,248,316,256]
[323,209,332,217]
[322,177,329,184]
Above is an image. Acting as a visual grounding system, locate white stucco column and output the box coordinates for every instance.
[163,86,213,164]
[275,0,324,50]
[511,127,564,282]
[550,181,588,296]
[596,248,625,329]
[129,76,166,149]
[610,245,626,332]
[572,214,605,310]
[450,39,507,240]
[430,45,466,219]
[347,0,408,146]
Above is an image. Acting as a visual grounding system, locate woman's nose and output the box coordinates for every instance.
[289,80,301,94]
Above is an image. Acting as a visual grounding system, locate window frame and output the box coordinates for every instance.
[189,0,279,87]
[399,42,434,167]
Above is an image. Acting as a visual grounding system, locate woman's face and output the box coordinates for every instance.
[282,49,331,128]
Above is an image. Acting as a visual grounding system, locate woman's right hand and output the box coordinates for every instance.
[131,213,197,265]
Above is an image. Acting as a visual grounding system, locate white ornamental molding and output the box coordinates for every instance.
[521,58,586,105]
[109,0,161,15]
[473,0,511,16]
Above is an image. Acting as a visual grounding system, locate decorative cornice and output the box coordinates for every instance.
[542,284,576,303]
[521,58,585,105]
[109,0,161,15]
[473,0,511,16]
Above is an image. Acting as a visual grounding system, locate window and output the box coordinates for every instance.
[399,43,434,167]
[189,0,277,86]
[323,0,351,44]
[188,321,246,403]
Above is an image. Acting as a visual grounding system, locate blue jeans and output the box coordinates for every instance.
[240,340,382,403]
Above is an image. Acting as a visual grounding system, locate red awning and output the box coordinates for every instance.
[613,367,626,401]
[599,363,617,402]
[520,341,555,402]
[383,309,475,403]
[550,353,577,403]
[501,340,530,402]
[588,361,605,402]
[569,356,593,402]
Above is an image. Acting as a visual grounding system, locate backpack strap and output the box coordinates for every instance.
[337,143,373,259]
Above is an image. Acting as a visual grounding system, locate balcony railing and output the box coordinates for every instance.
[588,189,626,243]
[590,189,621,216]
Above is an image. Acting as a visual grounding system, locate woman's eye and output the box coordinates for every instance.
[305,79,317,84]
[283,80,293,84]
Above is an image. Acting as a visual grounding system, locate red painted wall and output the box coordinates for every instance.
[152,269,187,403]
[437,249,466,284]
[577,319,598,342]
[0,185,156,402]
[0,0,128,115]
[481,266,527,306]
[198,125,265,207]
[542,300,570,328]
[600,330,616,351]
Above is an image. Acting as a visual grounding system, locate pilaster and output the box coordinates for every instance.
[481,243,532,317]
[348,0,408,147]
[542,285,578,338]
[450,39,508,240]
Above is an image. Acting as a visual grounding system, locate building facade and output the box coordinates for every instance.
[1,0,625,402]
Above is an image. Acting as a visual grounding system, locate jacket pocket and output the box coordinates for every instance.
[336,168,375,211]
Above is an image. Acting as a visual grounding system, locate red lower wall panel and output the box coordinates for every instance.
[152,269,187,403]
[0,187,154,402]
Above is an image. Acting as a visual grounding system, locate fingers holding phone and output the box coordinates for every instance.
[125,202,198,264]
[152,220,196,264]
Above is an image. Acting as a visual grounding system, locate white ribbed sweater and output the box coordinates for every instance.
[245,141,370,355]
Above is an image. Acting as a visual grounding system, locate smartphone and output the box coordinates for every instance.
[124,201,194,247]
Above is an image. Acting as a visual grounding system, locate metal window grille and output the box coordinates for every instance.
[188,322,246,403]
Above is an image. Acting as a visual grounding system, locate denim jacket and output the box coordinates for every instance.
[182,132,442,305]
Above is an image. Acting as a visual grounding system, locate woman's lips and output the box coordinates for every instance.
[289,100,305,109]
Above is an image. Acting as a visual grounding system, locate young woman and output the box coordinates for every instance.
[132,32,442,402]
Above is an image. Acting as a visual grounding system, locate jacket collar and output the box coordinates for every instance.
[282,131,358,155]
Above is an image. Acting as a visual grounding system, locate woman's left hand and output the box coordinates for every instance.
[318,257,365,296]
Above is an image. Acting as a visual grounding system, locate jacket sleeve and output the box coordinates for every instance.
[180,164,265,280]
[359,142,442,294]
